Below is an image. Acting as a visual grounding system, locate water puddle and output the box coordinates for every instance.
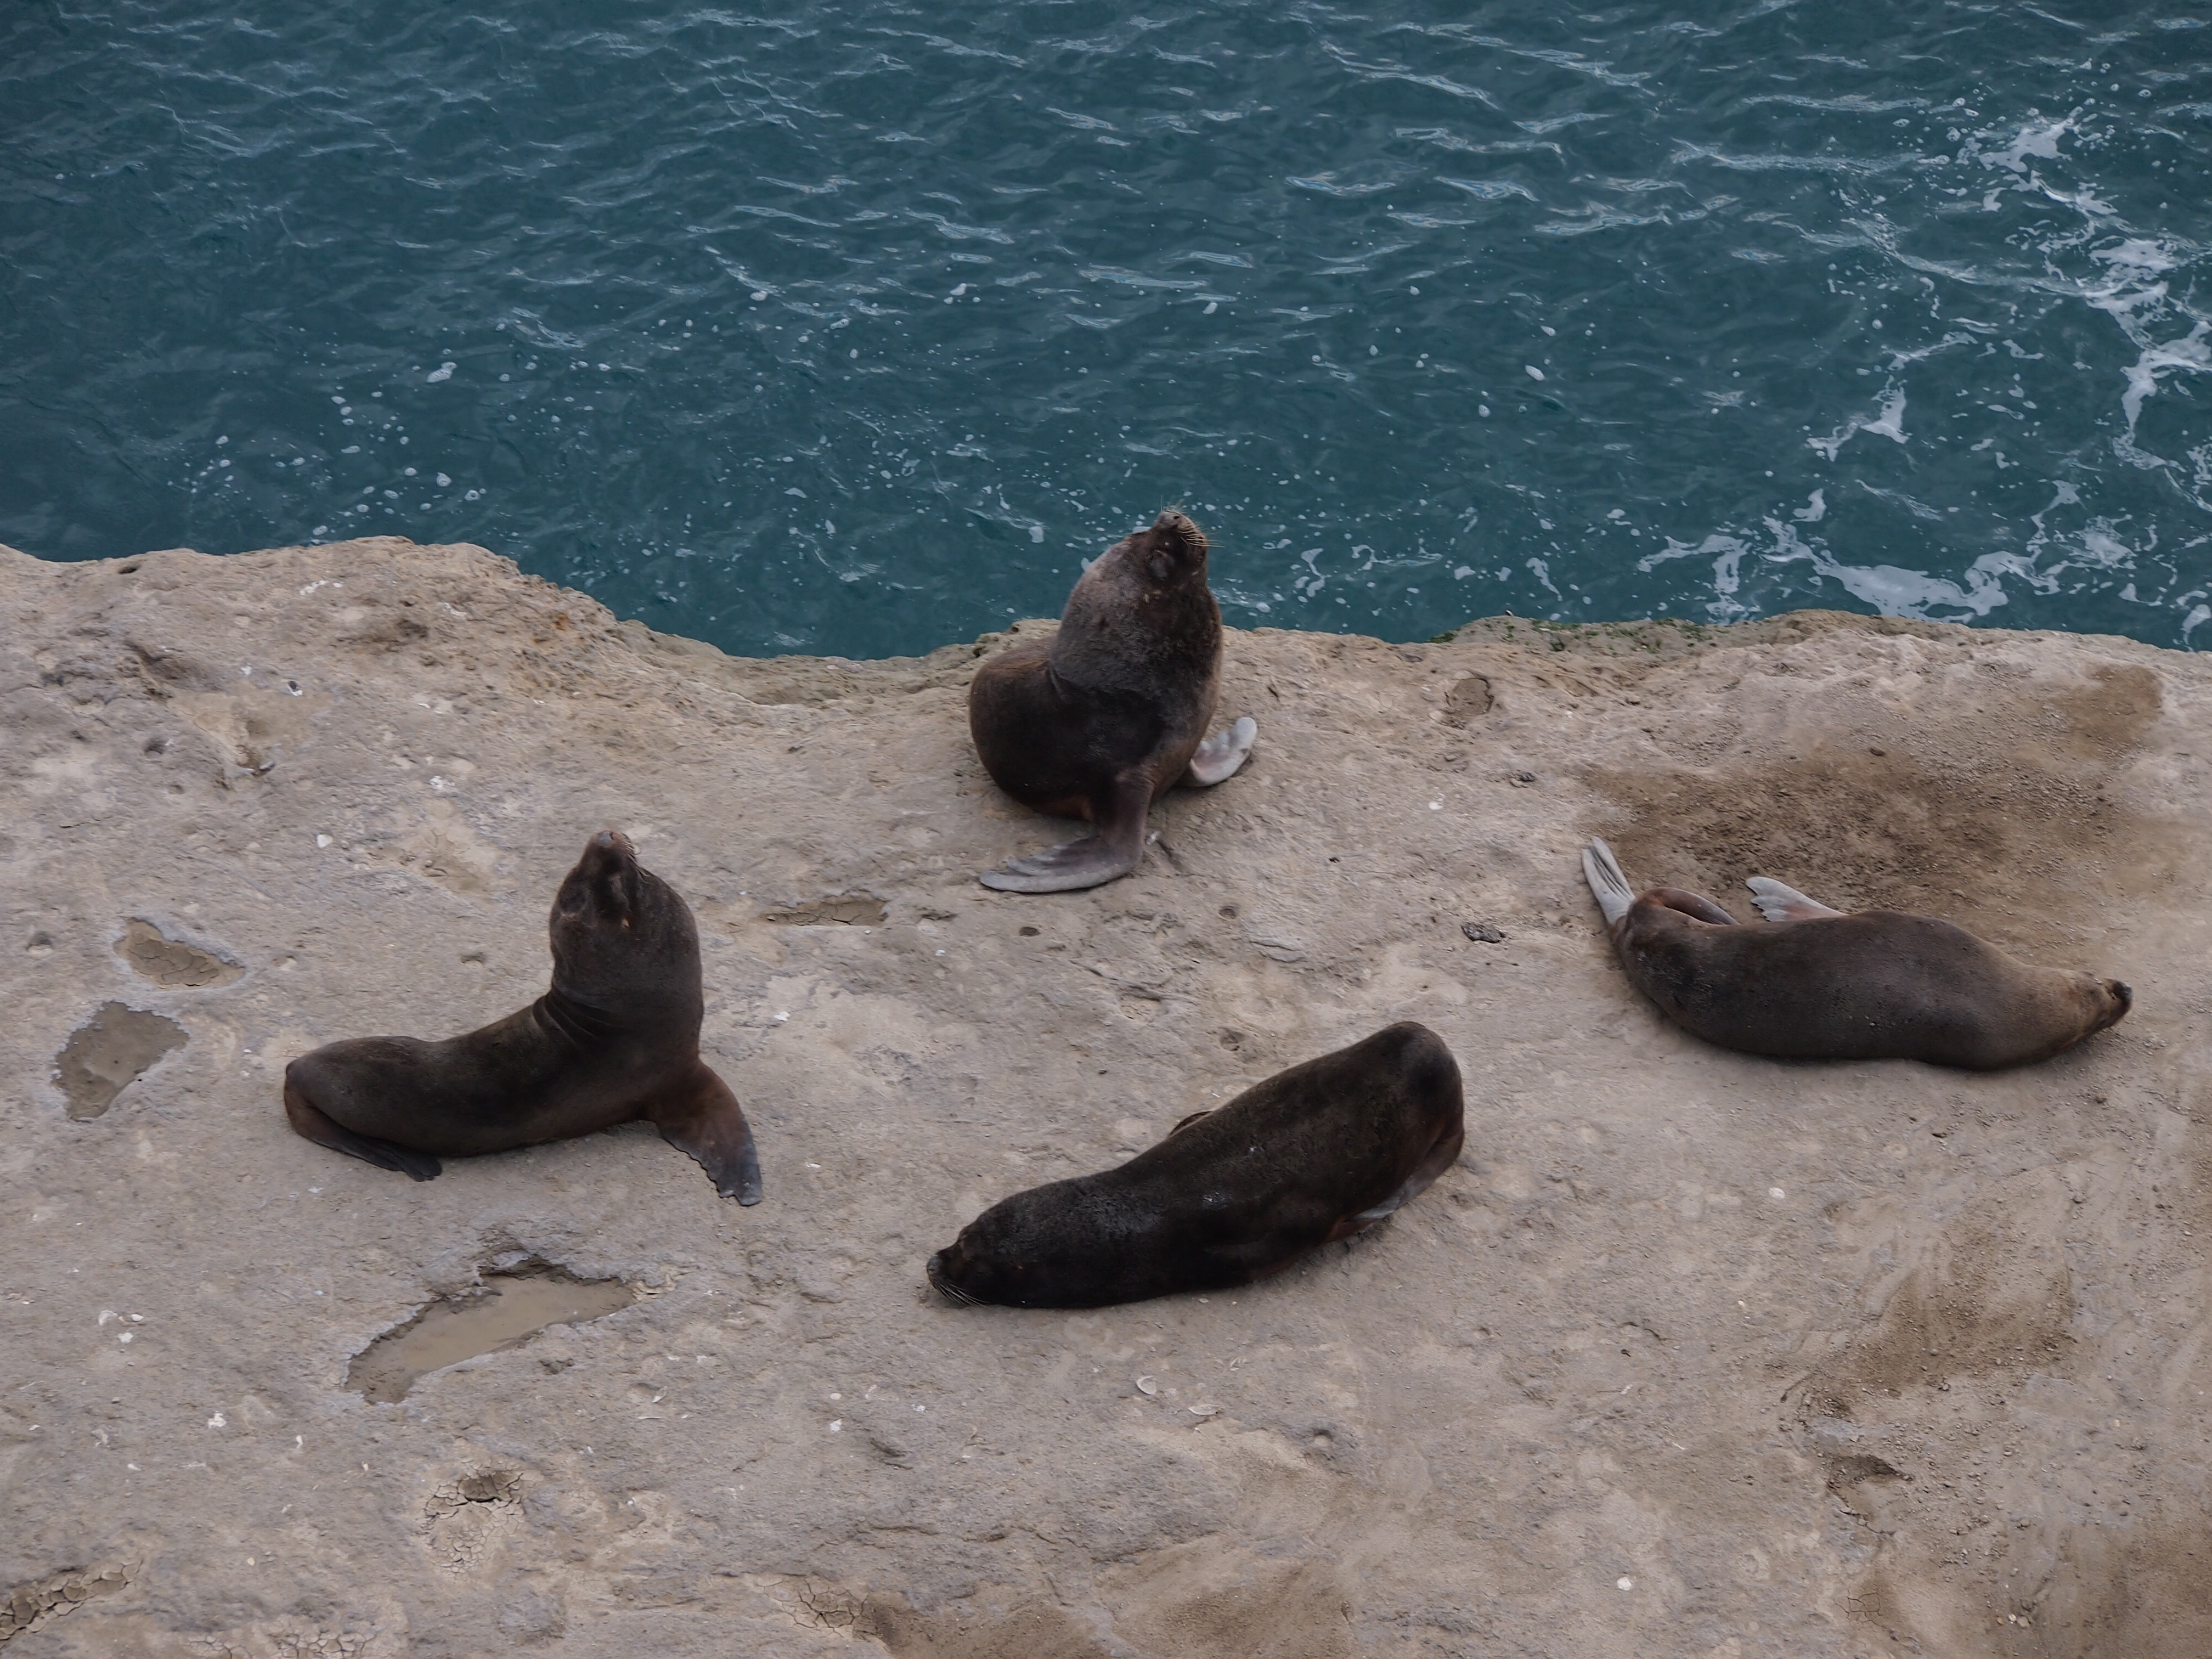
[347,1267,636,1403]
[52,1003,188,1119]
[115,918,243,988]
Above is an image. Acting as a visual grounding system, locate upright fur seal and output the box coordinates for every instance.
[927,1023,1463,1308]
[968,509,1257,893]
[1582,838,2130,1070]
[283,831,763,1202]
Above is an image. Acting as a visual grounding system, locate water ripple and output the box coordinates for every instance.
[2,0,2208,653]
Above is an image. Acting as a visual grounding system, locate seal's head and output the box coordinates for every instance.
[1108,509,1209,591]
[926,1181,1130,1309]
[925,1210,1032,1308]
[924,1246,979,1306]
[2085,975,2133,1035]
[2020,969,2132,1065]
[548,830,702,1022]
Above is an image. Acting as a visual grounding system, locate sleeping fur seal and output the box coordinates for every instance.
[968,509,1257,893]
[926,1022,1463,1308]
[283,830,763,1202]
[1582,838,2130,1070]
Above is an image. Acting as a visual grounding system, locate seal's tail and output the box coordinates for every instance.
[1582,838,1635,927]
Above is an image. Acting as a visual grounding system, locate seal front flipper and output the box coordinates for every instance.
[979,771,1150,894]
[1746,876,1846,923]
[283,1081,443,1182]
[648,1065,763,1204]
[1329,1086,1466,1240]
[1183,716,1257,787]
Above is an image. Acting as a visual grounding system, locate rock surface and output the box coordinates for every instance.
[3,535,2208,1658]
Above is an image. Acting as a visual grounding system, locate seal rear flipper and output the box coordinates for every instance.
[1582,838,1635,927]
[1183,716,1257,787]
[649,1066,764,1205]
[1648,886,1740,926]
[979,772,1149,893]
[1746,876,1846,922]
[283,1083,442,1182]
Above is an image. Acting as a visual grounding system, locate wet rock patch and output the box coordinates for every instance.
[115,917,242,988]
[52,1002,187,1119]
[347,1266,636,1404]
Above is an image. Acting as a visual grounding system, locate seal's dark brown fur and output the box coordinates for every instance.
[283,831,761,1201]
[926,1023,1463,1308]
[1583,838,2130,1070]
[968,510,1255,892]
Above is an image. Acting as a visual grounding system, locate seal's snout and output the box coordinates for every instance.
[924,1256,978,1309]
[1148,509,1207,566]
[557,830,646,930]
[926,1250,978,1306]
[580,830,639,890]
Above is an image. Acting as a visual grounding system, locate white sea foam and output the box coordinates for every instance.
[2119,322,2211,435]
[1807,384,1906,459]
[1641,488,2096,625]
[1978,117,2069,176]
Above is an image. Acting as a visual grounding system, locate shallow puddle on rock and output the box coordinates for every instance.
[53,1002,188,1119]
[115,918,243,988]
[347,1268,636,1403]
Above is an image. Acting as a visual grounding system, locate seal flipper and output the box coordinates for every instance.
[283,1082,443,1182]
[649,1065,764,1205]
[1330,1120,1466,1240]
[1650,887,1740,927]
[1746,876,1845,923]
[979,771,1150,894]
[1183,716,1257,787]
[1582,838,1635,927]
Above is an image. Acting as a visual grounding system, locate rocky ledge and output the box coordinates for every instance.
[3,536,2208,1658]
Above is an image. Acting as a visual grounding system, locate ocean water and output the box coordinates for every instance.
[3,3,2208,658]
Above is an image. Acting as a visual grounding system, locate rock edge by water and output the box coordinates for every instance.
[4,537,2208,1657]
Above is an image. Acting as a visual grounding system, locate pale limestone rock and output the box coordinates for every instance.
[3,535,2209,1656]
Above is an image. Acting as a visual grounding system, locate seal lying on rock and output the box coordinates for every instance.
[1581,838,2131,1070]
[283,831,763,1202]
[968,509,1257,893]
[926,1023,1463,1308]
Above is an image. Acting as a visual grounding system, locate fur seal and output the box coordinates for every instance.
[968,509,1257,893]
[926,1022,1463,1308]
[283,831,763,1202]
[1581,838,2130,1070]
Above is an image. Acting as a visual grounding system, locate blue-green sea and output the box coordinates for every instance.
[4,3,2208,657]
